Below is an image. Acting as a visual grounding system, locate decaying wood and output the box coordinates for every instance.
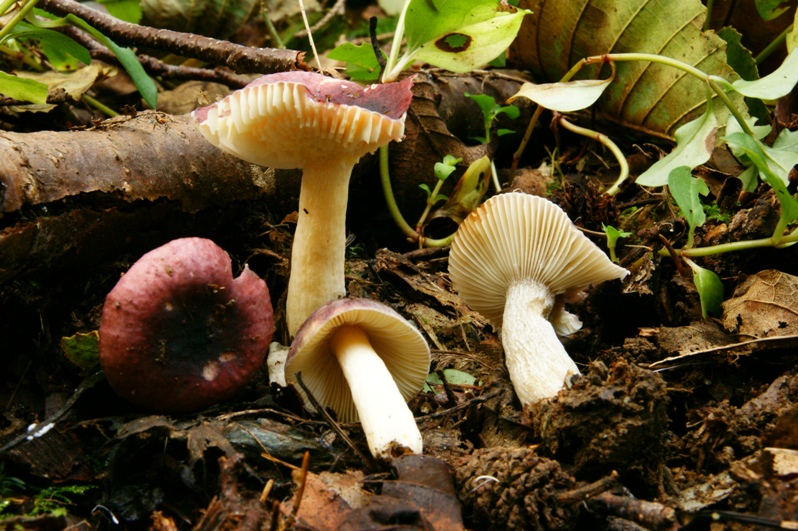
[0,112,299,283]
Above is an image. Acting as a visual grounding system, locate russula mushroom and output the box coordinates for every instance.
[99,237,274,413]
[192,72,414,336]
[448,193,628,406]
[285,298,430,460]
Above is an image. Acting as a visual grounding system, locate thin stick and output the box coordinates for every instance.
[294,372,375,466]
[297,0,322,71]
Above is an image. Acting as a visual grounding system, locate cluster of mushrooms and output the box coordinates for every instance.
[98,71,628,462]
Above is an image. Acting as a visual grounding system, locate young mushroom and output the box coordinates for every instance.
[99,238,274,413]
[192,72,414,336]
[285,298,430,461]
[448,193,628,406]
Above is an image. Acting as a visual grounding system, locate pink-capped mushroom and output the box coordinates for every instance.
[192,72,414,336]
[99,237,274,413]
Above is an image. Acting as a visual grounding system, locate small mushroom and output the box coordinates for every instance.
[193,72,414,336]
[285,298,430,460]
[99,237,274,413]
[448,193,628,406]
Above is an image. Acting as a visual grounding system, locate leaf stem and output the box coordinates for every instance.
[659,232,798,258]
[707,76,755,136]
[755,23,792,65]
[557,115,629,195]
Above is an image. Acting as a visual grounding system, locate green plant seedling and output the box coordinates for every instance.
[465,92,521,144]
[601,223,632,263]
[683,257,724,319]
[416,154,461,232]
[60,331,100,369]
[668,166,709,249]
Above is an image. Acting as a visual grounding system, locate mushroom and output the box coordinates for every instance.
[447,193,628,406]
[99,237,274,413]
[285,298,430,460]
[192,72,414,336]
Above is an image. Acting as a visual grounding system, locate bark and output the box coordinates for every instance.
[0,112,300,283]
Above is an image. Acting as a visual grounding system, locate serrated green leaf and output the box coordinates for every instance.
[509,77,613,112]
[730,48,798,100]
[327,42,384,82]
[60,330,100,369]
[0,71,48,104]
[636,97,718,187]
[396,0,529,75]
[687,261,724,319]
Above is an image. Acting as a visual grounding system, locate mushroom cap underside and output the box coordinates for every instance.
[448,193,629,327]
[285,298,430,423]
[193,73,413,169]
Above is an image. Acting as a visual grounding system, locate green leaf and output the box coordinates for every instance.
[788,9,798,53]
[434,154,462,180]
[636,96,718,187]
[509,77,613,112]
[668,166,708,248]
[510,0,744,139]
[30,10,158,109]
[668,166,708,230]
[397,0,529,74]
[0,71,48,104]
[11,23,91,69]
[327,42,384,82]
[424,368,478,391]
[730,48,798,100]
[96,0,142,23]
[686,260,724,319]
[602,223,632,262]
[59,331,100,369]
[426,155,492,224]
[725,128,798,187]
[755,0,792,20]
[723,132,798,229]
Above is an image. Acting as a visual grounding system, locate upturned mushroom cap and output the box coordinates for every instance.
[99,238,274,413]
[192,71,413,169]
[448,192,628,329]
[285,298,429,423]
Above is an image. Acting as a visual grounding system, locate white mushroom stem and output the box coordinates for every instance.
[286,158,357,337]
[501,279,580,406]
[329,324,423,460]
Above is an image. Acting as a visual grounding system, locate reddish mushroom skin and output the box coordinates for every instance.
[99,238,274,413]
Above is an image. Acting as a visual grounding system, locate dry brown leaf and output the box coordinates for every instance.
[722,269,798,337]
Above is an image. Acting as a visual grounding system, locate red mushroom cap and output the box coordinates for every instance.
[98,238,273,413]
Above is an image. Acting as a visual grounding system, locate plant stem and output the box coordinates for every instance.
[659,231,798,258]
[557,115,629,195]
[415,180,446,232]
[755,23,792,65]
[382,0,410,82]
[380,145,419,241]
[0,0,39,43]
[707,76,756,136]
[510,104,544,173]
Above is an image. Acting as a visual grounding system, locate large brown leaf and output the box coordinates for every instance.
[509,0,744,140]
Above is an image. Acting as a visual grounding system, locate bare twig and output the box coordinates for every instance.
[294,372,375,466]
[38,0,308,74]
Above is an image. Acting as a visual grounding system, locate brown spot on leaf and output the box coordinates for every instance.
[435,33,472,53]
